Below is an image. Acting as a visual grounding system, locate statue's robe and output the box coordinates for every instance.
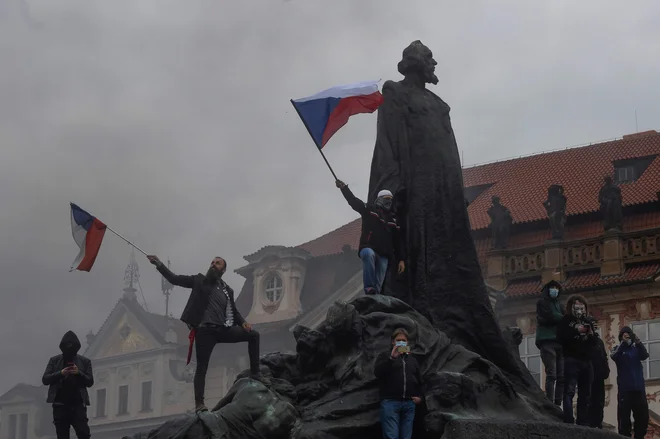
[368,79,536,392]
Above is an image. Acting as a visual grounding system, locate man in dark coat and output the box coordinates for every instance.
[588,320,610,428]
[535,280,564,405]
[557,294,597,425]
[42,331,94,439]
[611,326,650,438]
[147,255,261,412]
[336,179,405,294]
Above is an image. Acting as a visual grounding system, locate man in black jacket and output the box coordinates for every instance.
[374,328,423,439]
[336,180,405,294]
[588,320,610,428]
[535,279,564,405]
[42,331,94,439]
[147,255,260,412]
[557,294,597,425]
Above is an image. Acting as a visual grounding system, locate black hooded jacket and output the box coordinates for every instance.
[556,295,597,361]
[42,331,93,405]
[535,280,564,346]
[340,185,405,261]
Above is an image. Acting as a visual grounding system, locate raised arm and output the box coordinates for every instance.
[147,256,195,289]
[336,181,367,215]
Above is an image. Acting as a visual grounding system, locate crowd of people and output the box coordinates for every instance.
[536,279,650,437]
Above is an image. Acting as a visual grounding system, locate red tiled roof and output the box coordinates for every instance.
[464,131,660,230]
[295,133,660,257]
[503,263,660,298]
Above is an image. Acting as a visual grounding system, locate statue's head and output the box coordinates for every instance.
[604,175,613,185]
[491,195,501,205]
[398,40,438,85]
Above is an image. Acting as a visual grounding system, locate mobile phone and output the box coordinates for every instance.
[396,345,410,354]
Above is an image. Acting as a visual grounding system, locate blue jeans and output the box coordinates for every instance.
[359,248,389,294]
[380,399,415,439]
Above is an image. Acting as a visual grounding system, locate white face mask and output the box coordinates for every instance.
[395,340,408,347]
[549,288,559,299]
[573,304,586,318]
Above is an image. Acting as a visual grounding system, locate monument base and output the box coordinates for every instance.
[442,419,625,439]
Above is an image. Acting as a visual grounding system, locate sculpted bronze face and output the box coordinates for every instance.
[398,40,439,85]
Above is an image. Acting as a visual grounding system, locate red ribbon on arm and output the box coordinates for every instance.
[186,329,196,365]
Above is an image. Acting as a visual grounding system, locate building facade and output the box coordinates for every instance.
[3,130,660,438]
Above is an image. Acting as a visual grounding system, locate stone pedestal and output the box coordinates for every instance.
[441,419,624,439]
[601,232,623,277]
[542,242,565,284]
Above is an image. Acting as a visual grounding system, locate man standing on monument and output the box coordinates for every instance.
[336,179,405,294]
[535,280,565,406]
[147,255,261,412]
[367,40,529,392]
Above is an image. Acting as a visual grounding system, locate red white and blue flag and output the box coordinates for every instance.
[69,203,107,272]
[291,80,384,149]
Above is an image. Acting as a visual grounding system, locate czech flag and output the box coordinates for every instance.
[70,203,107,272]
[291,80,384,149]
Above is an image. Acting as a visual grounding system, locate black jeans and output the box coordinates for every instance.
[563,357,592,425]
[617,390,649,438]
[588,378,605,428]
[53,404,90,439]
[539,341,564,404]
[194,325,260,404]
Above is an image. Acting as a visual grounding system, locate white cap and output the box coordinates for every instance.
[377,190,393,198]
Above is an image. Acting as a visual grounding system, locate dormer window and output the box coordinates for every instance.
[616,165,635,183]
[264,273,283,304]
[613,154,657,184]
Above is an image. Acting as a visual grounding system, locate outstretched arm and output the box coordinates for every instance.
[336,181,367,215]
[147,256,195,289]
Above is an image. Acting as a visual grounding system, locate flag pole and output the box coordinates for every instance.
[290,99,339,181]
[105,226,148,256]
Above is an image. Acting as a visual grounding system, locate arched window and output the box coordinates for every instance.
[264,273,283,304]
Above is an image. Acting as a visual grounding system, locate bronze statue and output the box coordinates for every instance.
[488,196,513,248]
[599,176,623,231]
[368,40,531,392]
[543,185,567,240]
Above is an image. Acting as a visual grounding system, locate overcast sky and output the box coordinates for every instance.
[1,0,659,395]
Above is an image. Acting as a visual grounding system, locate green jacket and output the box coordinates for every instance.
[535,280,564,346]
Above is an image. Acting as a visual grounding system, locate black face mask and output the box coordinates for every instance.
[376,197,393,211]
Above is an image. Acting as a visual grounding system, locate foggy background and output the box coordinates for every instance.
[1,0,659,395]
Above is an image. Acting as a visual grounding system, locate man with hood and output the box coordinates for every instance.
[535,279,565,405]
[611,326,649,438]
[588,319,610,428]
[336,179,405,294]
[557,294,597,425]
[42,331,94,439]
[147,255,261,413]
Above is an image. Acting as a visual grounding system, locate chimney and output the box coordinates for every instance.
[622,130,658,140]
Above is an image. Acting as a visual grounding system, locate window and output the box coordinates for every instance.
[118,385,129,415]
[264,274,283,303]
[630,320,660,379]
[95,389,106,417]
[616,165,635,183]
[18,414,27,439]
[519,335,542,386]
[8,414,17,439]
[141,381,153,412]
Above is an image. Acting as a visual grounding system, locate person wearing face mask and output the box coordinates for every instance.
[147,255,261,412]
[535,280,565,405]
[336,180,405,295]
[611,326,649,438]
[42,331,94,439]
[557,294,597,425]
[374,328,423,439]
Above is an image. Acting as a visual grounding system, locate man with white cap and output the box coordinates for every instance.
[336,179,405,294]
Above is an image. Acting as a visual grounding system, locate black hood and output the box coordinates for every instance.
[541,280,563,298]
[59,331,81,354]
[619,326,633,341]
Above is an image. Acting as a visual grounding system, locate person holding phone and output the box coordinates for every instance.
[374,328,423,439]
[42,331,94,439]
